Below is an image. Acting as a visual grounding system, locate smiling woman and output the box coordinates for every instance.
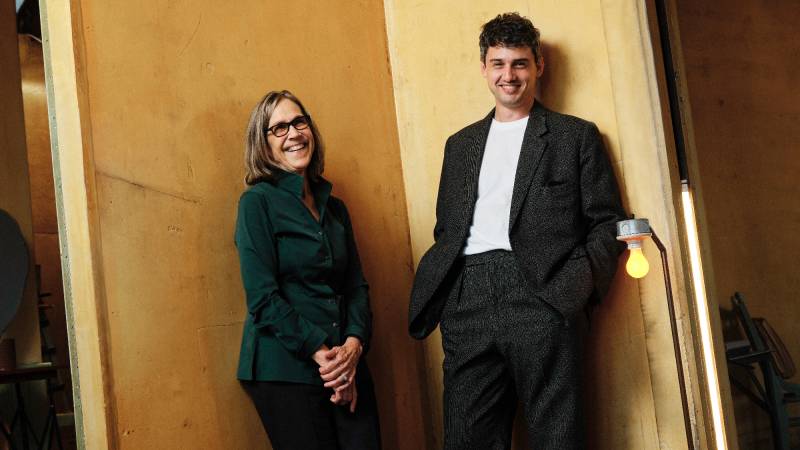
[235,90,382,450]
[243,91,325,186]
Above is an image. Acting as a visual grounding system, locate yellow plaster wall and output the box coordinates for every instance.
[675,1,800,447]
[42,0,717,447]
[61,0,425,448]
[0,0,41,365]
[384,1,693,448]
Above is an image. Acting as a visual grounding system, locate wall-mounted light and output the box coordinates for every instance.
[616,218,652,278]
[616,217,695,449]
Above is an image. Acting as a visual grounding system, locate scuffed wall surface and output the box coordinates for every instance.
[74,0,425,448]
[676,1,800,447]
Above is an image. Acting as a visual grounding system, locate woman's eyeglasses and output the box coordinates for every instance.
[266,115,311,137]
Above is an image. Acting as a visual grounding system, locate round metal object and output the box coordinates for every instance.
[0,209,29,335]
[616,218,652,242]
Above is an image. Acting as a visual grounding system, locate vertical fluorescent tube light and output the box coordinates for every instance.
[681,182,727,450]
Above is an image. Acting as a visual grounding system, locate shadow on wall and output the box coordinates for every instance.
[538,42,569,113]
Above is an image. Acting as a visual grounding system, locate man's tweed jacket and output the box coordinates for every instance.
[409,102,627,339]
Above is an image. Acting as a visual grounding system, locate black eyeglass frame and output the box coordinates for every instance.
[265,115,312,138]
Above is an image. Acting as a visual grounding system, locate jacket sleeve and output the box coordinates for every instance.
[338,201,373,352]
[577,122,627,301]
[235,191,329,359]
[433,136,454,242]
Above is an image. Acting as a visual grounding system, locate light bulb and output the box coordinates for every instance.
[626,247,650,278]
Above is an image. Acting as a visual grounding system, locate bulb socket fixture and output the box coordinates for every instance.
[616,218,652,248]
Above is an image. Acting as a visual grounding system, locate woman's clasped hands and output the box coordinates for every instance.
[313,336,363,413]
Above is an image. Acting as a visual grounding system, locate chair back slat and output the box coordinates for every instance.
[730,292,800,450]
[755,318,797,380]
[732,292,768,352]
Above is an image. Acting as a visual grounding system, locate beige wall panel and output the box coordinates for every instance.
[0,0,40,364]
[71,0,425,448]
[385,0,695,447]
[599,2,697,448]
[675,0,800,446]
[40,0,115,444]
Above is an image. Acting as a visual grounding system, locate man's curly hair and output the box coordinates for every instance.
[479,12,541,63]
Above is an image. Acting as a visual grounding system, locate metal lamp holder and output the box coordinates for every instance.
[617,218,695,449]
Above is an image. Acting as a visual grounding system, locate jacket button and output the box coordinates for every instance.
[332,322,339,328]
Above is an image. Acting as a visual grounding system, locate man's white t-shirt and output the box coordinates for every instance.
[463,115,528,255]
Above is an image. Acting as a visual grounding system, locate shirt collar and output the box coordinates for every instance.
[273,169,333,218]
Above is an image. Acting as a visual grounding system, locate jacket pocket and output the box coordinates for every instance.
[544,179,577,196]
[439,265,465,332]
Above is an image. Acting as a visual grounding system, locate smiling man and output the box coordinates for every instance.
[409,13,627,449]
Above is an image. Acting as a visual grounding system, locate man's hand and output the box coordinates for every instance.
[320,337,362,392]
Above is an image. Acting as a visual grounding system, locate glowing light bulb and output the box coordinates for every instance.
[626,247,650,278]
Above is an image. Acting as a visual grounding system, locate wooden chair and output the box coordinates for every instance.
[728,292,800,450]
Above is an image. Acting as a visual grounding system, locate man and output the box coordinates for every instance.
[408,12,627,449]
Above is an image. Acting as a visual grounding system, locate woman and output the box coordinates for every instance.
[235,90,381,450]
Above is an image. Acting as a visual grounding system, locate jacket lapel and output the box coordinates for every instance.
[508,103,548,231]
[461,110,495,220]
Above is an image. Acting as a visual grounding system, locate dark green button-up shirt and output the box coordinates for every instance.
[234,170,371,384]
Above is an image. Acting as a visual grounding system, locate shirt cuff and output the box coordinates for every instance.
[301,328,329,360]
